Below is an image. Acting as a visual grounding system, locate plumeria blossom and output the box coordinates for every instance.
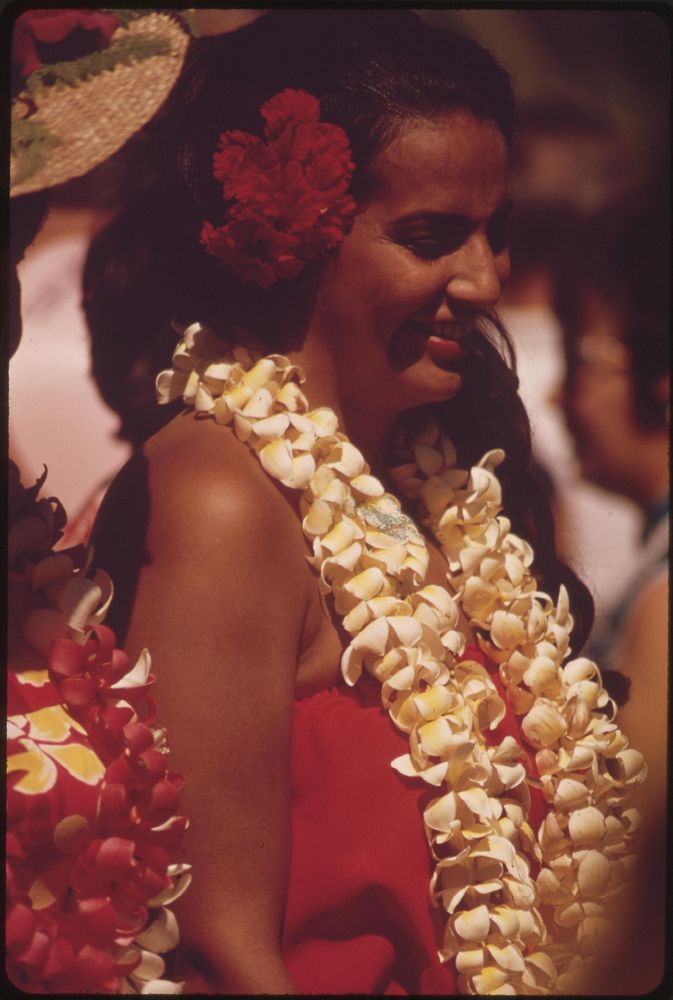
[7,462,189,994]
[157,322,647,994]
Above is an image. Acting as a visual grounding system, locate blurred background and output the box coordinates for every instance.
[9,7,670,631]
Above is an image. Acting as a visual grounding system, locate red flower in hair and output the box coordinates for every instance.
[201,88,357,287]
[13,9,120,79]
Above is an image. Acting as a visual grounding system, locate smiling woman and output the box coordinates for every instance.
[306,115,511,436]
[86,9,650,995]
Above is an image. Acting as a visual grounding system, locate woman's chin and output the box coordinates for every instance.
[388,329,465,404]
[396,359,463,406]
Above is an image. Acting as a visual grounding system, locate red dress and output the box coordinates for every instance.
[283,648,547,995]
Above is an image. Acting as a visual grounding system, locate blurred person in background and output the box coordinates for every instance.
[555,195,669,695]
[499,99,642,624]
[6,10,194,992]
[483,101,669,990]
[9,7,266,539]
[554,194,669,989]
[7,9,177,517]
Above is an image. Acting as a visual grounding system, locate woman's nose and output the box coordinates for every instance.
[445,235,508,311]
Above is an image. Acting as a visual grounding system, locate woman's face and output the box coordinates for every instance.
[309,112,511,416]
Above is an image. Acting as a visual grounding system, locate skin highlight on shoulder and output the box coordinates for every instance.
[91,409,311,650]
[142,410,301,545]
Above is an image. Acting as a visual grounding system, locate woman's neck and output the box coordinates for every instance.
[288,334,400,479]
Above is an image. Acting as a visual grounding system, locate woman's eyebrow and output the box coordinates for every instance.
[393,199,514,227]
[392,211,469,227]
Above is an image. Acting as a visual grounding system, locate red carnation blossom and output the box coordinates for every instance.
[202,213,305,289]
[13,9,120,79]
[261,88,320,137]
[202,88,356,286]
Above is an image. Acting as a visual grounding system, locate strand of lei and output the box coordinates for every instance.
[7,462,191,993]
[157,322,647,996]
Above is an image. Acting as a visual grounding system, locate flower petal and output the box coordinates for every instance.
[453,905,490,942]
[259,439,294,480]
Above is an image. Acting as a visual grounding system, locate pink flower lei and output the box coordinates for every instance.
[6,464,189,993]
[201,88,357,288]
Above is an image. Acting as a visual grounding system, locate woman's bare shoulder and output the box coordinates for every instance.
[149,410,286,508]
[102,410,298,544]
[91,410,310,637]
[150,412,308,568]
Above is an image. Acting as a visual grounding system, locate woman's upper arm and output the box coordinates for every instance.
[616,571,668,790]
[93,428,308,990]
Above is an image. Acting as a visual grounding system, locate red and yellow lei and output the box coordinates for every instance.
[6,462,190,993]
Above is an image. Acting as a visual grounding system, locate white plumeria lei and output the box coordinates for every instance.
[157,321,646,995]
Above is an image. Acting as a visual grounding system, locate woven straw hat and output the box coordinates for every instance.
[10,9,192,197]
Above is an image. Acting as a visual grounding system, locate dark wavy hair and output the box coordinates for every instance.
[86,8,594,649]
[133,9,517,330]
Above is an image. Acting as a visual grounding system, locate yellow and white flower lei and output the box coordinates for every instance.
[158,321,646,995]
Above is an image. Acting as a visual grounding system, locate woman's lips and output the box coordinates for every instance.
[389,323,468,371]
[412,323,469,366]
[425,334,466,361]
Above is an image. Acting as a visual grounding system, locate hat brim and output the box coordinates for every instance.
[10,12,189,197]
